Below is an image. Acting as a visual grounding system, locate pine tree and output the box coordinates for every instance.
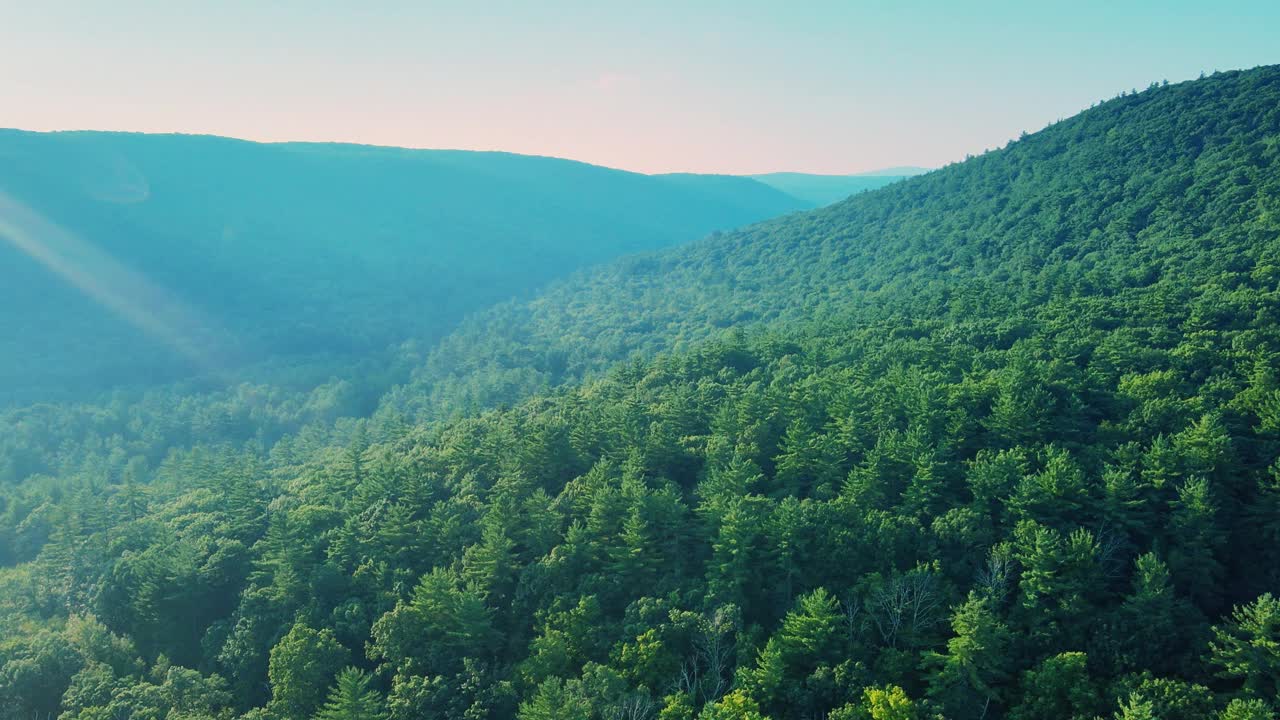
[1111,553,1188,674]
[1218,698,1274,720]
[1012,522,1100,653]
[778,587,843,662]
[1208,593,1280,702]
[1113,693,1156,720]
[772,417,839,498]
[1245,461,1280,594]
[1007,447,1088,529]
[315,667,387,720]
[706,495,773,616]
[516,677,593,720]
[698,451,765,521]
[462,518,517,601]
[1166,476,1226,612]
[925,592,1011,717]
[607,503,659,589]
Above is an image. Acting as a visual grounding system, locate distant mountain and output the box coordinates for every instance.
[748,169,927,206]
[0,131,807,402]
[852,165,932,177]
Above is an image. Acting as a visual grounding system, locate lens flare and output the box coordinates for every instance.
[0,191,225,374]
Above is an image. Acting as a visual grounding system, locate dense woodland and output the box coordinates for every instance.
[1,66,1279,719]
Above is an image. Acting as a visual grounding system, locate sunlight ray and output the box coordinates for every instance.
[0,191,225,374]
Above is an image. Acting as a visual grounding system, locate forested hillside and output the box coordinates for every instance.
[0,131,807,402]
[382,67,1280,423]
[1,66,1279,720]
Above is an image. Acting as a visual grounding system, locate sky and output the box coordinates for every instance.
[3,0,1278,175]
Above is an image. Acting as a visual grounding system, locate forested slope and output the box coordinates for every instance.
[0,131,807,402]
[383,67,1280,422]
[1,67,1279,720]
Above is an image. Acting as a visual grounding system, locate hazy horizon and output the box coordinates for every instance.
[0,126,933,177]
[5,1,1277,174]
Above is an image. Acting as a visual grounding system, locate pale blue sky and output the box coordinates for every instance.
[3,0,1277,173]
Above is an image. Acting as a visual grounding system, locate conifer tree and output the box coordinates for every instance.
[314,667,387,720]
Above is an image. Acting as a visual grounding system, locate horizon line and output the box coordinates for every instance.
[0,126,935,178]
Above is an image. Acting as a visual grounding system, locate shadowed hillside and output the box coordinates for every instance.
[0,131,808,402]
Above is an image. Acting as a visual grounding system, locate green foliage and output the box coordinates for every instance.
[846,685,921,720]
[1219,698,1276,720]
[267,623,350,720]
[1113,693,1157,720]
[1008,653,1101,720]
[697,690,769,720]
[517,676,594,720]
[1109,675,1215,720]
[925,592,1011,716]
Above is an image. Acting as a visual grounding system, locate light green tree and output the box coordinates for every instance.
[314,667,387,720]
[1209,593,1280,701]
[267,623,350,720]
